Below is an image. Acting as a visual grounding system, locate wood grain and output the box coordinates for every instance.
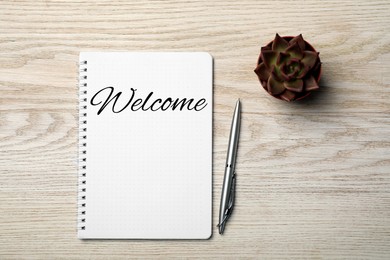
[1,0,389,258]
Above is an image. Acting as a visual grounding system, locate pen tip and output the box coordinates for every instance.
[218,223,225,235]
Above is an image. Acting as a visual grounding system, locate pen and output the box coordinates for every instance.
[218,99,241,234]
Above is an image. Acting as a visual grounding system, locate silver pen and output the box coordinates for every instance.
[218,99,241,234]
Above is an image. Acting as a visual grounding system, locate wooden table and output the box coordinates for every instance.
[1,0,389,258]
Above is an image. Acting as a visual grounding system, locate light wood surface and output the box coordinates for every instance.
[1,0,389,258]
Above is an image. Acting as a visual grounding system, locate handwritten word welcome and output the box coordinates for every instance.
[90,87,208,115]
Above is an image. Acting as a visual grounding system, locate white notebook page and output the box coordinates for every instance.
[78,52,212,239]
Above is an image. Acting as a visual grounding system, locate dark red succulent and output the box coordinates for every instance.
[254,34,321,101]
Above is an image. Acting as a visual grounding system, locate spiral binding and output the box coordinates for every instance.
[78,60,88,231]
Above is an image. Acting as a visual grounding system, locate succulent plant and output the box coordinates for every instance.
[254,34,321,101]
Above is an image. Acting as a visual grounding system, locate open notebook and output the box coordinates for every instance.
[78,52,213,239]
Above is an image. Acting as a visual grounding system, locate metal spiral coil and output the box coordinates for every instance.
[78,60,87,231]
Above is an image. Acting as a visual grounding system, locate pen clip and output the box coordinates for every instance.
[225,173,236,216]
[218,173,236,227]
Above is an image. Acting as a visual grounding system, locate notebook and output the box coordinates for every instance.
[78,52,213,239]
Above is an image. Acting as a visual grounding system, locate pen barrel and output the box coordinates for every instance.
[219,100,241,229]
[225,101,241,169]
[220,166,235,206]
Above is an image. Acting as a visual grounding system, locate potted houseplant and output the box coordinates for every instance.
[254,33,321,101]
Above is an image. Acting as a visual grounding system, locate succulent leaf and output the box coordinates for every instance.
[276,52,290,66]
[296,66,309,79]
[304,75,320,91]
[289,34,306,50]
[285,43,303,59]
[261,50,278,70]
[280,90,296,101]
[271,65,286,81]
[284,79,303,92]
[301,51,318,70]
[272,33,289,52]
[254,62,270,81]
[267,74,285,95]
[261,46,272,52]
[278,66,291,81]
